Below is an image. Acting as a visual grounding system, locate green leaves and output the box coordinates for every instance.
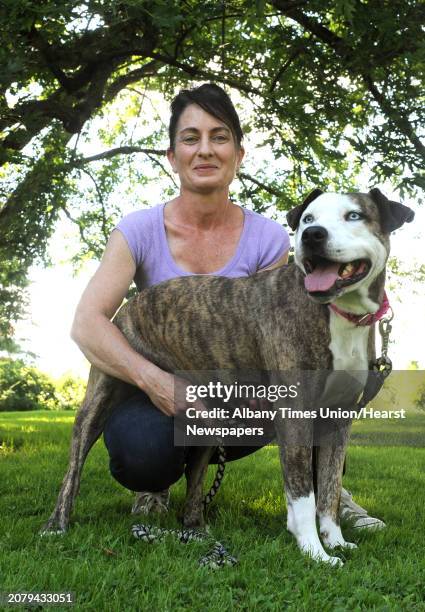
[0,358,57,411]
[0,0,424,343]
[0,358,85,411]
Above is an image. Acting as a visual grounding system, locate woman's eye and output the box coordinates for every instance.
[303,214,314,224]
[347,211,362,221]
[182,136,198,144]
[213,134,228,142]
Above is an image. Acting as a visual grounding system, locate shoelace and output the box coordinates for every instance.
[133,491,169,514]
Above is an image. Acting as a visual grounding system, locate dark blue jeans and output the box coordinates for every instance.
[103,390,267,492]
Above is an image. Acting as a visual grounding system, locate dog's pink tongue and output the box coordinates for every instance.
[304,262,340,292]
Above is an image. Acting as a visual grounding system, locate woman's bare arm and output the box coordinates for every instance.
[71,230,180,416]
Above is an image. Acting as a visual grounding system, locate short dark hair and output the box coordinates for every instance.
[169,83,243,150]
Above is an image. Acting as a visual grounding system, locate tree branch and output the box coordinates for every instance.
[145,152,179,189]
[0,128,72,225]
[145,52,263,96]
[59,203,90,246]
[1,20,159,162]
[76,147,283,197]
[238,171,284,197]
[362,74,425,160]
[79,166,109,242]
[78,146,167,164]
[105,61,160,101]
[270,1,425,161]
[269,40,309,92]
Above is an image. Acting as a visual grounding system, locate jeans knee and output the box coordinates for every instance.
[108,445,185,492]
[103,394,186,492]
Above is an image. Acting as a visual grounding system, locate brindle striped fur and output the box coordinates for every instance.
[41,264,343,534]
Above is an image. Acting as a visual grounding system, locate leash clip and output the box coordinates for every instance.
[357,303,394,411]
[372,307,394,379]
[378,308,393,361]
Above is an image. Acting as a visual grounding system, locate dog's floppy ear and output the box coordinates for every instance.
[369,188,415,233]
[286,189,324,231]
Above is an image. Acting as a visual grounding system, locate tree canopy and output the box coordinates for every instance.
[0,0,424,348]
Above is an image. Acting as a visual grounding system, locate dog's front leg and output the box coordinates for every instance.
[275,422,342,566]
[183,446,215,530]
[315,422,356,550]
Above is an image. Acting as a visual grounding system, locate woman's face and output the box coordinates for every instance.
[167,104,244,195]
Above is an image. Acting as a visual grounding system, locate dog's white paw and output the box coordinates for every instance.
[335,540,357,550]
[320,516,357,550]
[322,535,358,550]
[287,493,344,566]
[299,542,344,567]
[39,528,66,537]
[326,555,344,567]
[39,517,67,537]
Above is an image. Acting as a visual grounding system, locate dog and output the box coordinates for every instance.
[42,188,413,565]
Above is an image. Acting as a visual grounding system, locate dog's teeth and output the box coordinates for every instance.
[341,263,354,278]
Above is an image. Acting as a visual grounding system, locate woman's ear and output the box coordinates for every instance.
[167,148,178,173]
[236,145,245,171]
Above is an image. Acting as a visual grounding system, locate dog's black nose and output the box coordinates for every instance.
[301,226,328,247]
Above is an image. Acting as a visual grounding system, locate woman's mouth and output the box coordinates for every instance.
[193,165,218,171]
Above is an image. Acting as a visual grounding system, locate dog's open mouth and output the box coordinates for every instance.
[303,256,371,293]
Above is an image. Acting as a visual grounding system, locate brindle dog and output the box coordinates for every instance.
[42,188,413,565]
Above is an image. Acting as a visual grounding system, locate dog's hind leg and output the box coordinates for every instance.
[41,369,130,535]
[275,421,343,566]
[183,446,215,530]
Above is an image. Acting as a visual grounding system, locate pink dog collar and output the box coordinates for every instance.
[329,292,390,326]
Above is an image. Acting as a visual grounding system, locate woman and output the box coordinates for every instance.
[71,83,384,528]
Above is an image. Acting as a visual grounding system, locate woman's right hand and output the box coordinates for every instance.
[142,365,204,417]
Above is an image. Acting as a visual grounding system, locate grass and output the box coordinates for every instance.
[1,410,425,611]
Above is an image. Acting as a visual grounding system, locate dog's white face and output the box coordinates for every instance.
[287,188,414,312]
[293,193,389,306]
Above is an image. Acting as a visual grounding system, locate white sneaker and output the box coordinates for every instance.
[131,488,170,515]
[339,488,386,530]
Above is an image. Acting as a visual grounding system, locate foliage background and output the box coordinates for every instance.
[0,358,85,411]
[1,0,424,353]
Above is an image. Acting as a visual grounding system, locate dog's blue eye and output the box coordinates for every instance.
[347,211,362,221]
[303,214,314,224]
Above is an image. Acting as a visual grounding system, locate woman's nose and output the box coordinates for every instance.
[197,135,213,157]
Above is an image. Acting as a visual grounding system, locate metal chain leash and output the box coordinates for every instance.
[131,522,237,568]
[357,309,394,410]
[203,445,226,509]
[132,445,236,568]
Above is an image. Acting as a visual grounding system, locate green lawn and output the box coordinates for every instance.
[1,410,425,611]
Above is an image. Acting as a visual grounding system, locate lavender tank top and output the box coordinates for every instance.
[115,203,290,290]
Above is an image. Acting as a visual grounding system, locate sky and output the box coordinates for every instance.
[13,190,425,380]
